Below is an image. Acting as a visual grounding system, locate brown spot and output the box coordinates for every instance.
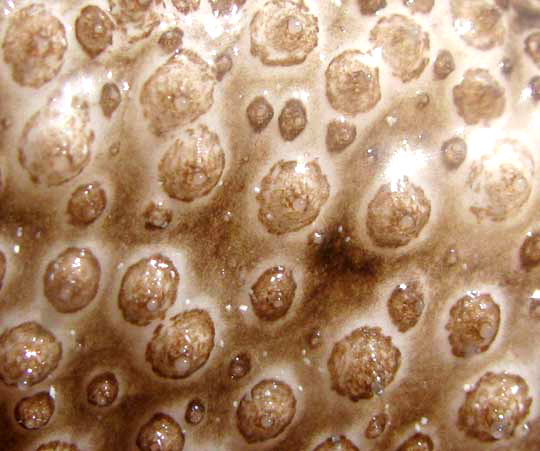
[14,392,54,430]
[279,99,307,141]
[441,137,467,169]
[446,292,500,357]
[87,372,119,407]
[185,398,205,425]
[458,372,531,441]
[433,50,455,80]
[365,413,388,439]
[326,120,357,153]
[328,326,401,400]
[158,28,184,54]
[75,5,114,57]
[247,96,274,132]
[453,69,505,125]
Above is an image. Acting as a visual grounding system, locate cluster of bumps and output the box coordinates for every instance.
[2,0,540,450]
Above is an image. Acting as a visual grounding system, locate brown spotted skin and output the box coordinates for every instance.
[1,1,540,451]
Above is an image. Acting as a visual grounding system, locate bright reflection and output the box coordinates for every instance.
[384,140,428,183]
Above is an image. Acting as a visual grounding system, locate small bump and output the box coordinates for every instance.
[257,160,330,235]
[466,139,533,222]
[250,0,319,66]
[146,309,215,379]
[158,28,184,54]
[370,14,430,82]
[313,435,359,450]
[325,50,381,115]
[529,76,540,101]
[396,433,434,450]
[520,233,540,269]
[458,372,532,441]
[68,182,107,225]
[365,413,388,439]
[250,266,296,321]
[0,322,62,387]
[387,282,424,332]
[366,177,431,248]
[403,0,434,13]
[307,328,322,348]
[453,69,505,125]
[3,4,67,88]
[441,137,467,169]
[247,96,274,132]
[172,0,200,14]
[215,53,233,81]
[525,32,540,66]
[500,57,513,75]
[328,326,401,401]
[278,99,307,141]
[36,442,79,451]
[358,0,386,14]
[118,254,179,326]
[75,5,114,58]
[446,292,500,357]
[140,50,215,135]
[415,92,430,109]
[137,413,185,451]
[326,120,357,153]
[159,125,225,202]
[185,398,205,425]
[144,202,172,229]
[15,392,55,430]
[451,0,505,50]
[87,372,119,407]
[229,353,251,379]
[44,247,101,313]
[433,50,455,80]
[237,379,296,443]
[100,83,121,118]
[19,98,93,186]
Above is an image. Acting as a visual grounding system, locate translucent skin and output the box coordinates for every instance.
[3,4,67,88]
[328,326,401,401]
[0,322,62,387]
[146,309,215,378]
[458,372,532,441]
[237,379,296,443]
[140,50,215,135]
[136,413,185,451]
[44,247,101,313]
[118,254,179,326]
[250,0,318,66]
[257,160,330,235]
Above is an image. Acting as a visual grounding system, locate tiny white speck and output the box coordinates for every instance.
[13,244,20,254]
[233,400,239,408]
[239,304,248,312]
[225,304,232,312]
[420,417,429,425]
[385,116,397,127]
[303,357,311,366]
[253,186,261,194]
[185,299,191,305]
[298,385,304,392]
[219,339,224,348]
[16,227,23,237]
[69,330,76,336]
[49,386,56,399]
